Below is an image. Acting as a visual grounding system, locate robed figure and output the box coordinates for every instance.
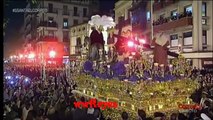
[89,26,104,61]
[152,31,169,66]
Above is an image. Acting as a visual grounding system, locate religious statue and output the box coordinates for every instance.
[151,31,169,67]
[89,26,105,61]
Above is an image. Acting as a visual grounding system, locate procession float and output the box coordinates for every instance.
[71,15,199,119]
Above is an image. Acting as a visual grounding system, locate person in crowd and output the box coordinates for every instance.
[121,111,129,120]
[170,113,177,120]
[138,109,147,120]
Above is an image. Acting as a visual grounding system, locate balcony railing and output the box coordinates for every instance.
[153,0,178,12]
[38,21,58,28]
[73,13,80,17]
[48,8,58,14]
[37,36,58,42]
[63,11,69,16]
[153,17,192,31]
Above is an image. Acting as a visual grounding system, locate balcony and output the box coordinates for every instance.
[153,0,178,12]
[73,13,80,17]
[153,17,193,32]
[63,26,70,29]
[37,21,58,28]
[37,36,58,42]
[47,8,58,14]
[63,11,70,16]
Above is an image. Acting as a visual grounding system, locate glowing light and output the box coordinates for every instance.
[131,52,136,56]
[25,78,29,82]
[7,76,11,79]
[139,39,146,44]
[10,81,14,84]
[49,50,56,58]
[127,41,134,47]
[28,53,35,59]
[19,54,23,58]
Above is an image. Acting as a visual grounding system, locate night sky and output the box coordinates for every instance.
[4,0,115,58]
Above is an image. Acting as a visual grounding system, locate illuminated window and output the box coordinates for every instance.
[48,17,53,23]
[170,34,178,47]
[171,9,177,17]
[202,2,207,25]
[146,11,150,21]
[184,5,192,14]
[63,18,68,28]
[202,2,206,17]
[183,32,192,46]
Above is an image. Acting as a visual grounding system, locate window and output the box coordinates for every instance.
[76,37,81,46]
[202,2,207,25]
[146,11,150,21]
[83,8,87,17]
[63,31,69,42]
[48,3,53,12]
[48,17,53,23]
[183,31,192,46]
[202,30,207,45]
[63,5,68,15]
[171,9,177,17]
[74,7,78,16]
[184,5,192,14]
[202,2,206,17]
[170,34,178,47]
[73,19,78,25]
[63,18,68,28]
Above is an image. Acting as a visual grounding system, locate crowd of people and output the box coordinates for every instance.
[153,11,192,26]
[3,63,213,120]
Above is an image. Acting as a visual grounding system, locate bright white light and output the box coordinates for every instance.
[10,81,14,84]
[49,50,56,58]
[127,41,134,47]
[7,76,11,79]
[10,56,13,59]
[131,52,136,56]
[139,39,146,44]
[25,78,29,82]
[19,54,23,58]
[28,53,35,59]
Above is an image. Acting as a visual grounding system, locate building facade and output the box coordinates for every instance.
[117,0,213,68]
[151,0,213,68]
[70,23,91,56]
[23,0,99,64]
[114,0,132,37]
